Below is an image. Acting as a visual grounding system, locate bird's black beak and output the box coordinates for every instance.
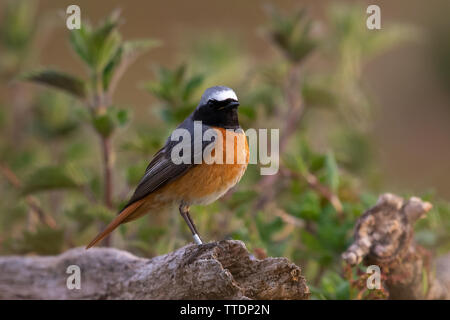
[226,100,240,109]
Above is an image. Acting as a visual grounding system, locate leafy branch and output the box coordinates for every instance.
[21,11,159,244]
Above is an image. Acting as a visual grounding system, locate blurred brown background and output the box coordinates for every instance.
[5,0,450,199]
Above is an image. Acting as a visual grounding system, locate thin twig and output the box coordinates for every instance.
[99,135,113,246]
[91,69,114,246]
[281,167,344,215]
[100,136,113,209]
[106,51,140,104]
[273,206,305,227]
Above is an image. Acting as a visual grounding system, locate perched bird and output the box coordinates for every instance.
[87,86,249,248]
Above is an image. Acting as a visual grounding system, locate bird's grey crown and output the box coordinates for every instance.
[199,86,238,106]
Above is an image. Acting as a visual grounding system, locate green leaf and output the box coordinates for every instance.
[69,11,122,72]
[69,25,93,67]
[103,39,160,91]
[86,204,115,223]
[289,191,321,220]
[21,166,81,195]
[123,39,161,56]
[92,113,116,138]
[0,0,37,53]
[66,202,115,229]
[320,271,349,300]
[255,212,284,243]
[94,30,121,73]
[121,128,163,156]
[336,281,350,300]
[173,64,187,84]
[182,74,204,101]
[102,45,123,90]
[116,109,129,126]
[63,142,90,162]
[20,69,86,99]
[238,104,256,120]
[266,6,316,63]
[300,229,323,252]
[226,190,258,209]
[284,153,309,175]
[92,15,120,45]
[4,226,64,255]
[146,64,204,120]
[302,78,337,108]
[32,91,81,138]
[159,104,194,124]
[126,161,147,186]
[91,107,129,137]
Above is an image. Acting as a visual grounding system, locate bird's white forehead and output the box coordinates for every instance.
[208,89,238,102]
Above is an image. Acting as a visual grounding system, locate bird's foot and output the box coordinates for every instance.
[192,233,203,245]
[182,241,219,266]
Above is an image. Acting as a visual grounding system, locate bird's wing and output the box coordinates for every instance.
[122,147,192,209]
[122,120,217,211]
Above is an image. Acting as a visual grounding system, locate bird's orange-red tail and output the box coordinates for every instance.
[86,199,144,249]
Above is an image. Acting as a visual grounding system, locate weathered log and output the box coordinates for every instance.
[0,240,309,300]
[342,193,450,299]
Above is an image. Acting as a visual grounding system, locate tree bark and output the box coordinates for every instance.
[342,193,450,299]
[0,240,309,300]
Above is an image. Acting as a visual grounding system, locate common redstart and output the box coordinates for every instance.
[87,86,249,248]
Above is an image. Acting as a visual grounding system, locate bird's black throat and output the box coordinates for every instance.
[192,105,240,130]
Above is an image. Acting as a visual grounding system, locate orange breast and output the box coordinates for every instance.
[170,127,249,205]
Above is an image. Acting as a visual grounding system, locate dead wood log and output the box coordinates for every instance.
[342,193,450,299]
[0,240,310,300]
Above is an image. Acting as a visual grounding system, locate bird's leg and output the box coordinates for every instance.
[179,203,203,245]
[186,211,200,234]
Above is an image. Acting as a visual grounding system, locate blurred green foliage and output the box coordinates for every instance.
[0,0,37,74]
[0,1,449,300]
[145,64,204,123]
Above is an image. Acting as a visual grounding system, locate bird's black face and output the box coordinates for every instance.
[192,98,240,129]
